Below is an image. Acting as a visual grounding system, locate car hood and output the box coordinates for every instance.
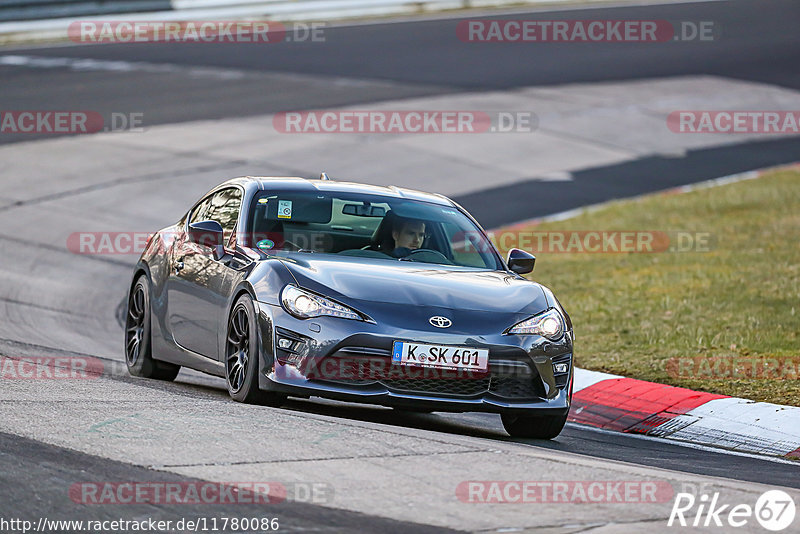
[276,254,549,317]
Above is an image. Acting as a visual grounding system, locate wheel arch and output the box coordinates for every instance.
[226,282,258,323]
[128,261,152,300]
[127,262,153,334]
[222,281,279,397]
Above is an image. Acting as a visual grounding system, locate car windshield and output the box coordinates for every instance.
[247,189,503,269]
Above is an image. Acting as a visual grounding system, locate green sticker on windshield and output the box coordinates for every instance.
[256,239,274,250]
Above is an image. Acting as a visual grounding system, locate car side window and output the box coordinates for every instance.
[189,195,214,225]
[205,187,242,244]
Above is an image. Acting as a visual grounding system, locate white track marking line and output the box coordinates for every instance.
[0,53,247,79]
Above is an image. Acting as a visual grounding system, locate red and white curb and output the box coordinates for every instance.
[570,368,800,459]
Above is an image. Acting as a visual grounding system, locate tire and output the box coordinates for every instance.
[125,275,181,381]
[392,407,434,414]
[225,294,285,407]
[501,412,568,439]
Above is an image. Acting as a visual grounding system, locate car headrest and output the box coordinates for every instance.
[370,210,398,251]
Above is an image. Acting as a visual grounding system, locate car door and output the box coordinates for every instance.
[167,187,243,358]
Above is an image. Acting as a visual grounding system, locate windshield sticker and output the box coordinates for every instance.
[256,239,275,250]
[278,200,293,219]
[258,198,269,204]
[442,209,458,216]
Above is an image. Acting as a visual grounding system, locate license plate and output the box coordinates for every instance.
[391,341,489,372]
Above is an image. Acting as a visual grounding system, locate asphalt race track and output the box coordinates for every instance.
[1,0,800,532]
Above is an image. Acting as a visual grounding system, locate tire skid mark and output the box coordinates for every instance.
[1,158,248,211]
[0,233,131,267]
[0,295,97,319]
[155,448,492,469]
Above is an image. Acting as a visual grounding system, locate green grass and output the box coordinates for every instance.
[497,167,800,406]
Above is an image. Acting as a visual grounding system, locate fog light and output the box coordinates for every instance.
[553,363,569,374]
[278,338,293,349]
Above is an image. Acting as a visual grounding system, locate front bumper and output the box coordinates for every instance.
[256,302,573,415]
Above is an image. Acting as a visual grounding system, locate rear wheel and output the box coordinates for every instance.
[125,275,180,381]
[225,294,285,407]
[501,412,567,439]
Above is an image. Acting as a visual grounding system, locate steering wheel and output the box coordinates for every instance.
[399,248,453,265]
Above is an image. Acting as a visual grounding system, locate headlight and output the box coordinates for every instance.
[506,308,565,340]
[281,285,363,321]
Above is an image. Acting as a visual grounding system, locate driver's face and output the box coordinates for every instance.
[393,221,426,250]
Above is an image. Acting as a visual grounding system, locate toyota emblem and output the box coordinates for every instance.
[429,316,452,328]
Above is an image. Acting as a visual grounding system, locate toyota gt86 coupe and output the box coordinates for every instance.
[125,175,574,438]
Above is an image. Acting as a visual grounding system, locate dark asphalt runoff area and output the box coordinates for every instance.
[2,0,799,225]
[0,431,463,534]
[2,0,800,134]
[459,136,800,227]
[282,396,800,490]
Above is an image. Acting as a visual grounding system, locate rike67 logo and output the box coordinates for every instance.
[668,489,796,531]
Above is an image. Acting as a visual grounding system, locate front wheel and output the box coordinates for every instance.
[225,294,285,407]
[392,407,434,414]
[125,275,180,381]
[501,412,567,439]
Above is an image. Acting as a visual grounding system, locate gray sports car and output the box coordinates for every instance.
[125,175,574,438]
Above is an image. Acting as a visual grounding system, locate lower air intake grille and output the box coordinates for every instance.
[381,378,491,397]
[489,376,544,399]
[313,348,546,400]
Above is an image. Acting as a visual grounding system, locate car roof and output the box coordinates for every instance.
[221,176,455,207]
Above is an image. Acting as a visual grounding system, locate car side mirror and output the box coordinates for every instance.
[507,248,535,274]
[188,220,226,260]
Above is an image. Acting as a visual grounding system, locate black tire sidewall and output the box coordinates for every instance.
[501,412,567,440]
[125,275,180,381]
[226,295,261,403]
[126,277,154,377]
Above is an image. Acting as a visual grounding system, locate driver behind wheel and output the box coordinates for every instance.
[391,217,427,258]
